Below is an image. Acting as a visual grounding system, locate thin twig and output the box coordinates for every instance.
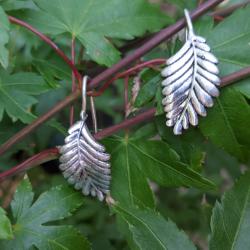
[8,16,82,86]
[70,36,76,125]
[210,0,250,17]
[124,76,130,135]
[0,148,59,181]
[124,76,129,119]
[0,108,155,180]
[91,59,165,97]
[0,91,80,156]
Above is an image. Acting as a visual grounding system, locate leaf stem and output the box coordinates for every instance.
[8,16,82,86]
[0,91,80,156]
[124,76,129,118]
[70,36,76,126]
[210,0,250,18]
[0,109,156,180]
[91,59,165,97]
[0,148,59,181]
[124,76,130,135]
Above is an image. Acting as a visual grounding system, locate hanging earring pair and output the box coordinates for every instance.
[57,10,219,201]
[58,76,111,201]
[161,9,220,135]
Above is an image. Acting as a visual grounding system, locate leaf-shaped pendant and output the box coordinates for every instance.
[59,115,111,201]
[161,9,220,135]
[58,76,111,202]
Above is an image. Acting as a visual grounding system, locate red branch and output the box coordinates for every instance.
[91,59,165,97]
[0,109,156,180]
[8,16,82,86]
[0,148,59,181]
[0,91,80,156]
[70,36,76,125]
[124,76,130,124]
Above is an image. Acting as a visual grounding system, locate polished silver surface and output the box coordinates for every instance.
[58,76,111,201]
[161,9,220,135]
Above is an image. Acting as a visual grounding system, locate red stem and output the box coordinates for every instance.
[214,15,224,22]
[0,109,156,180]
[8,16,82,86]
[124,76,129,122]
[0,91,80,156]
[70,36,76,125]
[0,148,59,181]
[91,59,165,97]
[210,0,250,17]
[95,108,156,140]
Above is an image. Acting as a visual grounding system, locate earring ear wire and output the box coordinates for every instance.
[81,75,88,114]
[80,76,97,133]
[90,96,98,134]
[184,9,194,37]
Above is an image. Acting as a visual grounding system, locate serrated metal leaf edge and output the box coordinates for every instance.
[161,18,220,135]
[59,117,111,201]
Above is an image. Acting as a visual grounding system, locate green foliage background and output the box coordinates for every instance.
[0,0,250,249]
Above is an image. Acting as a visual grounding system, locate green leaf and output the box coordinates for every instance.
[104,135,215,208]
[1,0,37,11]
[114,205,196,250]
[27,0,172,66]
[78,32,120,67]
[0,71,51,123]
[194,15,214,38]
[233,79,250,99]
[134,70,161,108]
[208,5,250,76]
[11,175,34,219]
[33,57,71,87]
[207,5,250,98]
[0,207,13,240]
[156,115,205,172]
[104,136,155,209]
[0,177,90,250]
[210,171,250,250]
[129,139,214,190]
[0,6,10,68]
[199,88,250,162]
[156,84,164,115]
[188,7,250,162]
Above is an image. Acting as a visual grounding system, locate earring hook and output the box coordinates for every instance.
[184,9,194,38]
[90,96,98,133]
[82,75,88,114]
[81,75,98,132]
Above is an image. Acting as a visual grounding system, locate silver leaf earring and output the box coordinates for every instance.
[161,9,220,135]
[58,76,111,201]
